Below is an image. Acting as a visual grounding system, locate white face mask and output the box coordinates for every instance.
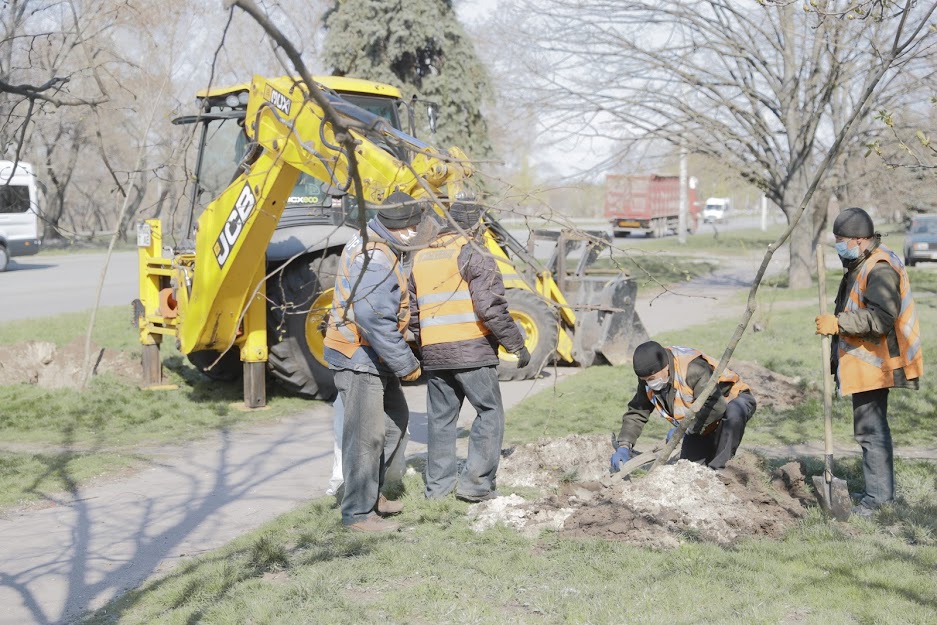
[646,377,668,392]
[396,227,419,243]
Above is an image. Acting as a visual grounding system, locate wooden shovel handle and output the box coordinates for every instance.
[816,245,835,474]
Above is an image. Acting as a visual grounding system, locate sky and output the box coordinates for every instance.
[454,0,618,180]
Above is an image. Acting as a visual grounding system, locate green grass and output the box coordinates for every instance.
[58,252,937,625]
[79,468,937,625]
[0,306,141,350]
[631,223,789,256]
[511,285,937,449]
[592,253,718,288]
[0,306,315,509]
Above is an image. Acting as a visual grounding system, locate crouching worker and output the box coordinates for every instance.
[324,191,430,533]
[610,341,757,472]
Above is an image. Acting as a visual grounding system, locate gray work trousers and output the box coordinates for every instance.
[681,391,757,470]
[334,369,409,525]
[424,366,505,499]
[853,388,894,508]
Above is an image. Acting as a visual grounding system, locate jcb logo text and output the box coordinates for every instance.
[214,185,256,267]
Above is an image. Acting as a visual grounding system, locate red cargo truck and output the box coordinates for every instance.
[605,174,700,237]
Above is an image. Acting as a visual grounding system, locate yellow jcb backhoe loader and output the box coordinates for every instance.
[135,75,647,407]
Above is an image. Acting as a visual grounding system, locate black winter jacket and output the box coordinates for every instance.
[617,352,734,447]
[409,236,525,370]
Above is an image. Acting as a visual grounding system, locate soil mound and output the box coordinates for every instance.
[0,338,140,388]
[730,360,805,411]
[471,434,809,547]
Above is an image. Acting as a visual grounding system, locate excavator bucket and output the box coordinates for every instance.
[531,228,649,367]
[572,275,649,367]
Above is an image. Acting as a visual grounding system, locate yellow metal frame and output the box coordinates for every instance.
[197,75,403,101]
[481,230,576,364]
[139,75,473,369]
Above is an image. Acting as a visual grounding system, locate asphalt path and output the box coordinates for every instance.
[1,251,138,323]
[0,214,772,324]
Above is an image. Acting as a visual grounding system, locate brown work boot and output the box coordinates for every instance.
[376,494,404,516]
[345,514,400,533]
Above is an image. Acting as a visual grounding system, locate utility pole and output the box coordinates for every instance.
[761,193,768,231]
[678,138,688,244]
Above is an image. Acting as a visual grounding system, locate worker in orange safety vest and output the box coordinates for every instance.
[324,191,433,533]
[408,197,529,502]
[610,341,757,472]
[815,207,923,517]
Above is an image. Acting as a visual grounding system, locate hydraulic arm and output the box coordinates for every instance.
[137,75,472,406]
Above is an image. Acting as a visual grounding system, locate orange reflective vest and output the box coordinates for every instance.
[837,246,923,395]
[411,234,491,346]
[646,346,751,430]
[323,235,409,358]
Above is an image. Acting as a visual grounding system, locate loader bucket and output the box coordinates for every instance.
[571,275,649,367]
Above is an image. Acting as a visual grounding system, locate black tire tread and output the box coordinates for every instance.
[497,288,559,382]
[267,252,340,399]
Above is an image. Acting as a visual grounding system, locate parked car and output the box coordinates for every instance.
[903,215,937,267]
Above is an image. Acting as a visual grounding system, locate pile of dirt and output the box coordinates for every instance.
[730,360,805,411]
[470,434,810,547]
[0,338,140,389]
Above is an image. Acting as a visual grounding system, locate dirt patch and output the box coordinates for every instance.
[470,434,810,547]
[730,360,805,411]
[0,338,140,388]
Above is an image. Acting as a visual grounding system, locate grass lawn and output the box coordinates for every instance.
[79,468,937,625]
[75,267,937,624]
[0,306,313,509]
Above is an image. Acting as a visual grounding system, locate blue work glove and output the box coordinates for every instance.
[666,427,677,443]
[609,446,632,473]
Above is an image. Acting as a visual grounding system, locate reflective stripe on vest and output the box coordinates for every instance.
[323,234,409,358]
[411,234,491,346]
[646,346,751,428]
[837,245,923,395]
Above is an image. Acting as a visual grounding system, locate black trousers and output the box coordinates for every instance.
[681,391,757,470]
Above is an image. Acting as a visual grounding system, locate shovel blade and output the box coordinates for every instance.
[812,475,852,521]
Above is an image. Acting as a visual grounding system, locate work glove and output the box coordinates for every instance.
[609,446,632,473]
[515,346,531,368]
[815,314,839,336]
[401,366,422,382]
[666,427,678,443]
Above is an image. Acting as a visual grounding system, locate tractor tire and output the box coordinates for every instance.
[497,288,559,382]
[0,245,8,272]
[187,349,242,382]
[267,252,339,400]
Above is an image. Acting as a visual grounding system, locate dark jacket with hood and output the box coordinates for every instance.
[832,236,918,390]
[408,232,525,370]
[617,351,733,447]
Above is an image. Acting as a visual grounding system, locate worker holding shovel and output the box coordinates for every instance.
[610,341,757,472]
[815,207,923,518]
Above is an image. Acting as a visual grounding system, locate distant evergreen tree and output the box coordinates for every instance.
[322,0,494,160]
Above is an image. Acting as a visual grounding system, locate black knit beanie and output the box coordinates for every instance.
[377,191,424,229]
[450,200,483,229]
[632,341,668,377]
[832,207,874,238]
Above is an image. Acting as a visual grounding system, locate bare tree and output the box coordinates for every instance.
[488,0,937,288]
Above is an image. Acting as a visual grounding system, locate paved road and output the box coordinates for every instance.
[1,252,137,323]
[0,215,771,324]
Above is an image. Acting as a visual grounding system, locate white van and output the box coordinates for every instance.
[0,160,43,271]
[703,197,731,223]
